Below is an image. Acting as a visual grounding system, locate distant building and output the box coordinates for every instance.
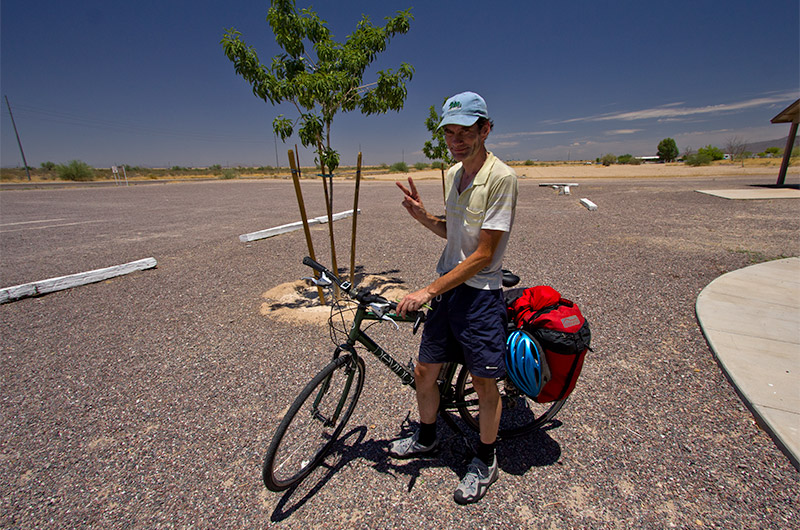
[635,156,661,163]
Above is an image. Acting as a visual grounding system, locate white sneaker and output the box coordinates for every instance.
[387,430,439,459]
[454,456,498,504]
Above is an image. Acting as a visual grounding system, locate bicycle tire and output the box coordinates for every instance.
[454,365,566,439]
[262,353,365,491]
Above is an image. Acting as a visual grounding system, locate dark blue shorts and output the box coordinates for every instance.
[419,284,507,379]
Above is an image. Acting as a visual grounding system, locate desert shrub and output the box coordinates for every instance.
[219,168,239,179]
[600,153,617,166]
[41,161,56,171]
[430,161,445,169]
[617,154,642,165]
[697,145,724,161]
[57,160,95,181]
[414,162,428,170]
[684,153,713,166]
[524,159,535,166]
[390,161,409,172]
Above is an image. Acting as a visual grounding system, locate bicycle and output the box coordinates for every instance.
[262,256,566,491]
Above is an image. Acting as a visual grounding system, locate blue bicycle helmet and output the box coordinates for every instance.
[505,330,547,398]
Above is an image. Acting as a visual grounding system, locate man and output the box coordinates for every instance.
[391,91,518,504]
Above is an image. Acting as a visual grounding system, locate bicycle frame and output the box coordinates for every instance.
[345,303,419,388]
[335,302,475,417]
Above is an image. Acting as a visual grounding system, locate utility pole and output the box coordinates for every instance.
[4,96,31,181]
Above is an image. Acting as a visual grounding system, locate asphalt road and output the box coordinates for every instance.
[1,175,798,529]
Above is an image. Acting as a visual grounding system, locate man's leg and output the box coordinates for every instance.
[387,361,442,458]
[453,374,502,505]
[471,375,502,444]
[415,361,442,424]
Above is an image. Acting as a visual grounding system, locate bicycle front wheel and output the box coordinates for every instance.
[454,366,566,439]
[262,353,365,491]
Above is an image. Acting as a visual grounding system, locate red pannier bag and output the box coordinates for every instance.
[506,286,591,403]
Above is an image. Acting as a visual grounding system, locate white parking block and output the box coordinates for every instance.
[239,209,360,242]
[0,257,157,304]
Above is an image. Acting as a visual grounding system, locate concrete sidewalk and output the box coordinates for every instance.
[696,257,800,471]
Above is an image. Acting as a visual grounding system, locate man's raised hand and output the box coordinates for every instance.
[396,177,425,220]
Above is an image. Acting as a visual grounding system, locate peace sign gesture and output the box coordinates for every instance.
[396,177,426,222]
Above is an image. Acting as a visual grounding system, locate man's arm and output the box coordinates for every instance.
[396,228,505,317]
[396,177,447,239]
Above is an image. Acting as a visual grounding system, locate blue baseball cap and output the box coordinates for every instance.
[437,91,489,129]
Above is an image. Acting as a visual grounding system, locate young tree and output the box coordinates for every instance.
[221,0,414,175]
[724,136,748,167]
[422,104,454,202]
[657,138,679,162]
[422,105,454,168]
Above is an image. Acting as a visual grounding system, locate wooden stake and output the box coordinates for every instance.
[288,149,325,305]
[440,166,446,205]
[349,152,362,285]
[318,142,339,294]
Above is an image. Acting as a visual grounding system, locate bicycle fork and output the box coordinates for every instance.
[311,355,359,427]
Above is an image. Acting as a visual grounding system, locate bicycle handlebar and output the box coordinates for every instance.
[303,256,400,309]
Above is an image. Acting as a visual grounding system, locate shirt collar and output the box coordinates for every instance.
[471,151,496,188]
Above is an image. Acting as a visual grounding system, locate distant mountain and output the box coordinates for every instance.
[746,136,800,154]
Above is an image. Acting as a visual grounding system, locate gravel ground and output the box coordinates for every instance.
[1,174,798,529]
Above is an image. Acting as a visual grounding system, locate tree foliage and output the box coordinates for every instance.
[657,138,679,162]
[221,0,414,174]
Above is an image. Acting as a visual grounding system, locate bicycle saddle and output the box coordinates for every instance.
[502,269,520,288]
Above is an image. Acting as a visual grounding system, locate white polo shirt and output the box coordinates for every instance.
[436,152,518,290]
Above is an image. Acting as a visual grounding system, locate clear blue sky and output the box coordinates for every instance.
[2,0,798,168]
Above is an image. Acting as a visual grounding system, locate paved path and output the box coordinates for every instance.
[695,187,800,200]
[696,257,800,470]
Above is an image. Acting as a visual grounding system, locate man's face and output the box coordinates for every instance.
[443,122,490,164]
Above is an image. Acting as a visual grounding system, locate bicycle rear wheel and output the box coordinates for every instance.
[454,366,566,439]
[262,353,365,491]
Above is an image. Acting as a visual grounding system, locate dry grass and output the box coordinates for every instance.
[0,158,794,184]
